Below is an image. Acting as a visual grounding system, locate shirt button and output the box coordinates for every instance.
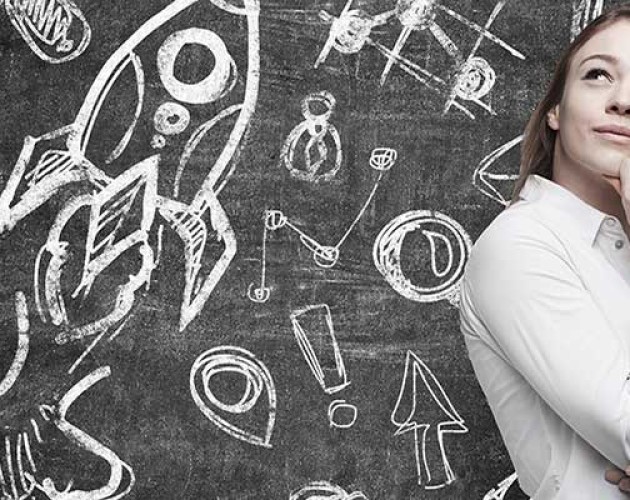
[616,240,625,249]
[606,218,618,227]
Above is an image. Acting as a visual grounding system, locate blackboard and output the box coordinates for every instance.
[0,0,615,498]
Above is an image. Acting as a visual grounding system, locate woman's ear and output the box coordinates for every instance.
[547,104,560,131]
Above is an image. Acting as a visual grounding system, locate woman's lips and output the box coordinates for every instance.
[594,125,630,143]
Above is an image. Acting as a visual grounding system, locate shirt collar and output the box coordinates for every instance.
[516,174,609,246]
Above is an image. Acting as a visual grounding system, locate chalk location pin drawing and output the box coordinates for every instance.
[391,351,468,490]
[190,346,276,448]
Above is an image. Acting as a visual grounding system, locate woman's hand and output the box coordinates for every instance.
[602,157,630,224]
[605,466,630,494]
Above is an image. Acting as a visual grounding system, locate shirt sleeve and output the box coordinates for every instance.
[462,214,630,469]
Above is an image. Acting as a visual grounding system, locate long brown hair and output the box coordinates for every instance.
[510,6,630,203]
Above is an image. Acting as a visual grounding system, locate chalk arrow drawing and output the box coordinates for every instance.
[391,351,468,489]
[472,135,521,207]
[483,472,519,500]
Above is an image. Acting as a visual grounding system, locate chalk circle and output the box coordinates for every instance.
[154,102,191,135]
[157,28,236,104]
[302,91,336,123]
[373,210,472,303]
[313,245,339,268]
[264,210,287,231]
[151,134,166,149]
[395,0,436,29]
[328,400,358,429]
[332,10,373,54]
[369,147,398,171]
[454,56,496,101]
[247,283,270,303]
[193,349,263,414]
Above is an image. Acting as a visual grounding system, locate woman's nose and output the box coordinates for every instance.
[607,80,630,114]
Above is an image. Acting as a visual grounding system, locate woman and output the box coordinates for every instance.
[459,6,630,499]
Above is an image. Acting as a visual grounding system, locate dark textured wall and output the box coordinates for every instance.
[0,1,611,498]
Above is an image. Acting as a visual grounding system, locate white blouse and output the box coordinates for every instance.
[459,174,630,499]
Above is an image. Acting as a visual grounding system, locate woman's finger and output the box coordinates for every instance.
[606,467,626,484]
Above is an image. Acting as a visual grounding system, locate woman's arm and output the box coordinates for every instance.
[464,214,630,469]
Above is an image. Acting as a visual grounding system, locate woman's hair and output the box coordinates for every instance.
[510,6,630,203]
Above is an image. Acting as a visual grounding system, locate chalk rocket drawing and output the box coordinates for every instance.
[483,472,519,500]
[391,351,468,490]
[4,0,92,63]
[35,157,159,347]
[290,304,350,395]
[328,399,357,429]
[0,367,135,500]
[289,481,368,500]
[373,210,471,306]
[190,346,276,448]
[0,0,261,342]
[281,91,343,183]
[316,0,525,119]
[472,135,522,207]
[248,148,397,302]
[571,0,604,41]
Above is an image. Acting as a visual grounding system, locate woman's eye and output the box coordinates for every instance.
[583,68,611,81]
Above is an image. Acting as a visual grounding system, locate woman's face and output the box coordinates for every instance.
[548,19,630,178]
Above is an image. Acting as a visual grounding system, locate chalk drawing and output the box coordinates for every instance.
[248,148,397,301]
[373,210,471,305]
[316,0,525,119]
[4,0,91,63]
[290,304,350,395]
[571,0,604,41]
[0,0,261,335]
[0,293,30,398]
[472,135,522,207]
[30,366,135,499]
[281,91,343,183]
[290,481,368,500]
[391,351,468,489]
[483,472,519,500]
[190,346,276,448]
[157,27,238,104]
[328,399,358,429]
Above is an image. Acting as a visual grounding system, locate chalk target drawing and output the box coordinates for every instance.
[373,210,471,306]
[289,481,368,500]
[190,346,276,448]
[472,135,522,207]
[248,148,397,302]
[281,91,343,183]
[391,350,468,490]
[316,0,525,119]
[4,0,92,64]
[0,0,261,367]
